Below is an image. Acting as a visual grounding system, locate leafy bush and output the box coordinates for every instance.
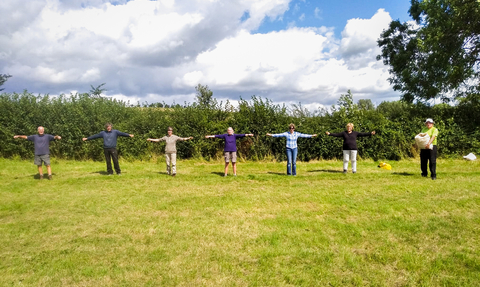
[1,88,479,161]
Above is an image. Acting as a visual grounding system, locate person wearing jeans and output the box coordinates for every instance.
[82,123,134,175]
[419,118,439,180]
[147,127,193,176]
[267,123,317,176]
[326,123,375,173]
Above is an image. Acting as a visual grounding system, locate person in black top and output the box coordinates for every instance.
[326,123,375,173]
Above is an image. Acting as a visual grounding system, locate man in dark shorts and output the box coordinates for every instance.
[14,126,62,180]
[82,123,134,175]
[205,127,254,176]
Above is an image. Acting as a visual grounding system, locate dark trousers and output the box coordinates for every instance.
[420,145,437,178]
[104,148,121,174]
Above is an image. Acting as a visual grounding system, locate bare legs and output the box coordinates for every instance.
[224,162,237,176]
[38,165,52,179]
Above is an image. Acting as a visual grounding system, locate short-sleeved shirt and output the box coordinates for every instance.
[421,126,439,145]
[159,135,187,153]
[214,134,246,152]
[27,134,55,155]
[272,131,313,149]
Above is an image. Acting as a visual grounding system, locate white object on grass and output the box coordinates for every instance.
[463,153,476,161]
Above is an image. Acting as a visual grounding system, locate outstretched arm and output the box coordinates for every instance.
[205,135,215,138]
[54,135,62,140]
[267,132,287,137]
[13,135,27,139]
[245,133,254,137]
[183,136,194,141]
[327,132,343,137]
[297,132,317,138]
[147,138,161,142]
[83,133,102,141]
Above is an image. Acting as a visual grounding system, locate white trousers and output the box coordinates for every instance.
[343,150,357,172]
[165,153,177,175]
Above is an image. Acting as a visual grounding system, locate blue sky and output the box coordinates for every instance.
[0,0,414,109]
[256,0,411,36]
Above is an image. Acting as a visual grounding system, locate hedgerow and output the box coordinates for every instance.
[1,88,479,161]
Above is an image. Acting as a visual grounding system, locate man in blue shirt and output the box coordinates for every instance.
[82,123,134,175]
[14,126,62,180]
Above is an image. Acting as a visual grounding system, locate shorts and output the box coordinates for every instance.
[34,154,51,166]
[224,151,237,163]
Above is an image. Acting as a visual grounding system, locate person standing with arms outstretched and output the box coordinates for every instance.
[147,127,193,176]
[205,127,254,176]
[82,123,133,175]
[419,118,439,180]
[266,123,317,176]
[13,126,62,180]
[326,123,375,174]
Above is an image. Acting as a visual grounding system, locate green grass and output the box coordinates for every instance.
[0,158,479,286]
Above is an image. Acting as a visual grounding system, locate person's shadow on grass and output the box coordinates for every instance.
[392,172,415,176]
[308,169,343,173]
[267,172,287,176]
[92,171,111,175]
[211,172,225,177]
[31,173,56,180]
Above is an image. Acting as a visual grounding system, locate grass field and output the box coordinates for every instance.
[0,157,479,286]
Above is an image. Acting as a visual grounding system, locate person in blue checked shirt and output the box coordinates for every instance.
[267,123,317,176]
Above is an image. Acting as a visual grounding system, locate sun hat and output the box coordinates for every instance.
[425,118,434,124]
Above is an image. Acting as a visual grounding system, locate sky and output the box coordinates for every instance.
[0,0,412,109]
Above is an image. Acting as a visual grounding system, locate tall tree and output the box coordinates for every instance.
[195,84,214,108]
[0,74,12,91]
[89,83,107,97]
[377,0,480,103]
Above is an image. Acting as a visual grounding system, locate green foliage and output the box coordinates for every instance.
[377,0,480,102]
[1,89,479,161]
[0,74,12,91]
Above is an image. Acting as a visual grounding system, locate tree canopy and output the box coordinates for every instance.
[0,74,12,91]
[377,0,480,103]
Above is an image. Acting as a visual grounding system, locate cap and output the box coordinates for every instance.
[425,118,434,124]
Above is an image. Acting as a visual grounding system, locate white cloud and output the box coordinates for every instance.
[0,1,400,107]
[314,7,322,19]
[339,8,392,69]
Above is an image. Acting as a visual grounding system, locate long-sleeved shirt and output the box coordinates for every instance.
[158,135,189,153]
[214,134,246,152]
[86,130,130,148]
[272,131,314,149]
[328,131,371,150]
[27,134,55,155]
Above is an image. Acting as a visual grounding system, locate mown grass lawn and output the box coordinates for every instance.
[0,157,479,286]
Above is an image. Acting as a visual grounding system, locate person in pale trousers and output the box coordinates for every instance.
[326,123,375,173]
[147,127,193,176]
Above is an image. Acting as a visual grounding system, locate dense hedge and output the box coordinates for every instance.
[1,90,479,161]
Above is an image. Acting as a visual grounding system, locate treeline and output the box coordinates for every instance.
[1,88,479,162]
